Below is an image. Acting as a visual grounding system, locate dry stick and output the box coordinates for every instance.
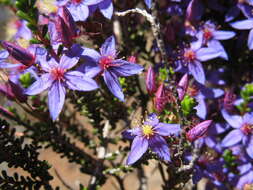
[54,168,75,190]
[115,8,168,65]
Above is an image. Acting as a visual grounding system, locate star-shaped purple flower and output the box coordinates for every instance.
[199,21,235,60]
[221,109,253,159]
[79,36,143,101]
[122,113,180,165]
[230,18,253,49]
[179,35,221,84]
[25,54,99,120]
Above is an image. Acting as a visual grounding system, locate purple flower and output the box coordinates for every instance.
[49,6,79,48]
[14,20,32,40]
[1,41,35,67]
[186,120,212,142]
[230,18,253,49]
[79,36,143,101]
[25,54,99,120]
[179,35,221,84]
[177,74,189,101]
[199,21,235,60]
[221,109,253,159]
[57,0,104,21]
[145,66,157,95]
[89,0,113,19]
[123,113,180,165]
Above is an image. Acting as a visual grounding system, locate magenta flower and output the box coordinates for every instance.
[79,36,143,101]
[25,54,99,120]
[49,6,79,48]
[186,120,212,142]
[123,113,180,165]
[145,66,157,95]
[179,36,221,84]
[177,74,189,101]
[1,41,35,67]
[221,109,253,159]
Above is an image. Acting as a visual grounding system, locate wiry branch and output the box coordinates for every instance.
[115,8,168,65]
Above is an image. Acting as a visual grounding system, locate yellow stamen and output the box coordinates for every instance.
[142,125,154,138]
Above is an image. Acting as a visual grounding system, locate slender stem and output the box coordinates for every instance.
[115,8,168,65]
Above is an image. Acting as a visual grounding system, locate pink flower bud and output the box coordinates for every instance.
[145,66,157,95]
[0,106,15,119]
[127,56,136,63]
[186,120,212,142]
[177,74,189,101]
[1,41,35,67]
[154,83,173,112]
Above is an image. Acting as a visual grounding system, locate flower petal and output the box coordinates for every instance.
[149,135,171,162]
[103,70,124,101]
[98,0,113,19]
[144,0,152,9]
[68,3,89,21]
[111,60,143,77]
[196,47,221,62]
[81,47,101,62]
[248,29,253,50]
[154,123,181,136]
[144,113,159,126]
[48,81,66,121]
[225,6,240,22]
[0,50,9,60]
[65,71,99,91]
[25,74,53,95]
[230,19,253,30]
[100,36,116,57]
[195,95,207,119]
[60,55,79,70]
[221,109,243,128]
[126,136,148,165]
[188,61,205,84]
[122,128,142,140]
[221,129,244,147]
[246,137,253,159]
[208,40,228,60]
[213,31,236,40]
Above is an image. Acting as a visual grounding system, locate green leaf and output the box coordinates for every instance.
[181,95,197,116]
[19,72,35,88]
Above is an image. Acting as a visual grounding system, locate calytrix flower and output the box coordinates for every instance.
[123,113,180,165]
[186,120,212,142]
[1,41,35,67]
[79,36,143,101]
[25,54,98,120]
[179,36,221,84]
[144,0,152,9]
[199,21,235,60]
[221,109,253,159]
[145,66,157,95]
[230,18,253,49]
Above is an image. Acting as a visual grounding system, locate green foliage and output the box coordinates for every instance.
[222,149,238,172]
[181,95,197,116]
[19,72,35,88]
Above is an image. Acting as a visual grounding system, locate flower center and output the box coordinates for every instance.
[72,0,82,4]
[51,68,65,81]
[142,125,154,138]
[183,49,196,62]
[99,56,114,70]
[203,28,213,41]
[241,123,253,135]
[187,85,199,97]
